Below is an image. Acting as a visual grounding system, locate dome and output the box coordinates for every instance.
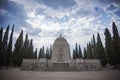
[55,34,67,42]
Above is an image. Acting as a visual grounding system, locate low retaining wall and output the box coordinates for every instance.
[21,59,102,71]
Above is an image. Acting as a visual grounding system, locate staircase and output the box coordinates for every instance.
[46,63,76,71]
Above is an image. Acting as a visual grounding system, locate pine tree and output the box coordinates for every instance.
[78,45,82,58]
[13,30,23,66]
[96,33,107,66]
[6,25,14,66]
[112,22,120,65]
[1,25,9,66]
[104,28,113,65]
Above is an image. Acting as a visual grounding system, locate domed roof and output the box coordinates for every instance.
[55,34,67,42]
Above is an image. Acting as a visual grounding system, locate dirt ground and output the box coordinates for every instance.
[0,68,120,80]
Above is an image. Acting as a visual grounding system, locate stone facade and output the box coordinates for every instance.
[21,35,102,71]
[51,34,71,63]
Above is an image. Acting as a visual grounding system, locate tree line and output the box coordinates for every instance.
[0,25,53,67]
[0,22,120,67]
[73,22,120,66]
[0,25,37,67]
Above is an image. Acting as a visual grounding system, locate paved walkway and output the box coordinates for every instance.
[0,68,120,80]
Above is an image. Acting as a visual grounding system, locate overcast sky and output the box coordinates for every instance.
[0,0,120,53]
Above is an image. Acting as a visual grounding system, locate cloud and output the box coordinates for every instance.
[114,10,120,17]
[106,4,117,11]
[0,0,32,31]
[37,0,76,9]
[1,0,120,53]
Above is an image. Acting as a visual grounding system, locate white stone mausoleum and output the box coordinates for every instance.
[21,35,102,71]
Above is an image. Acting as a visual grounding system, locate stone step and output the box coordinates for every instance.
[46,67,76,71]
[46,63,77,71]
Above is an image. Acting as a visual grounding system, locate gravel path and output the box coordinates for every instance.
[0,68,120,80]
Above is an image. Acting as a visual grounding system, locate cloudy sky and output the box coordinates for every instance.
[0,0,120,53]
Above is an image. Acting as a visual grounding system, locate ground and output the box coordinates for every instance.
[0,68,120,80]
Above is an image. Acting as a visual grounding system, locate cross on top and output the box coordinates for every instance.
[60,34,62,37]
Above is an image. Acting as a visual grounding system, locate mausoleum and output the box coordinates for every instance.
[21,35,102,71]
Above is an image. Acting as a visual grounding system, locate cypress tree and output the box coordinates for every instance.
[91,34,96,58]
[23,33,29,59]
[86,43,90,59]
[0,27,3,44]
[33,48,37,59]
[1,25,9,66]
[96,33,107,66]
[78,45,82,58]
[104,28,113,65]
[6,25,14,66]
[83,47,87,59]
[75,43,78,58]
[88,42,94,59]
[112,22,120,65]
[42,46,45,58]
[0,27,3,67]
[29,39,33,58]
[86,43,93,59]
[49,45,52,59]
[73,49,76,59]
[39,48,42,59]
[13,30,23,66]
[46,47,49,59]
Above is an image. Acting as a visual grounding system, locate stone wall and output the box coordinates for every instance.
[21,58,102,71]
[76,59,102,71]
[21,58,47,71]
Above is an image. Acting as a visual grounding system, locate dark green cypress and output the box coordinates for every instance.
[104,28,113,65]
[83,47,87,59]
[49,45,52,59]
[29,39,33,58]
[92,34,96,59]
[112,22,120,65]
[23,33,29,59]
[75,43,78,58]
[46,47,49,59]
[96,33,107,66]
[6,25,14,66]
[0,27,3,67]
[73,49,76,59]
[39,48,42,59]
[42,46,45,58]
[0,27,3,44]
[88,42,94,59]
[34,48,37,59]
[13,30,23,66]
[86,42,93,59]
[78,45,82,58]
[2,25,9,66]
